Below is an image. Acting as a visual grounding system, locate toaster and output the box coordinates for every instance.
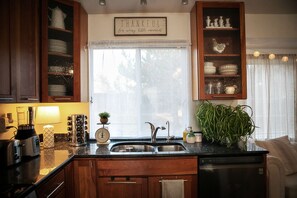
[0,140,21,167]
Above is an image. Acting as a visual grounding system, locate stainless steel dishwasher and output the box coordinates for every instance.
[198,155,266,198]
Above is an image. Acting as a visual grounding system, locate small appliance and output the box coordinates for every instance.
[15,106,40,157]
[67,114,88,146]
[0,139,21,167]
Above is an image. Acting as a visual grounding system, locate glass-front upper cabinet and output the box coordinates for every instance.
[41,0,86,102]
[191,2,247,100]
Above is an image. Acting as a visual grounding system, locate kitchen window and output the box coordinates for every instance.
[89,41,190,139]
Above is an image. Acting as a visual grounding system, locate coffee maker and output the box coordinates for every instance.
[15,107,40,157]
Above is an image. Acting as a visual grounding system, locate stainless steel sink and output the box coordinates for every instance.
[110,144,155,152]
[157,144,186,152]
[110,142,187,153]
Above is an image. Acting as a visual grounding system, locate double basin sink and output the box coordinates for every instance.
[110,141,187,153]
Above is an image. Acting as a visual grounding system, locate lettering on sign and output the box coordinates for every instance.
[114,17,167,36]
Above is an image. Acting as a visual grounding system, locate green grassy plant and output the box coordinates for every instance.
[195,101,256,147]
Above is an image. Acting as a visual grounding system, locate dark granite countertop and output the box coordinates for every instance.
[0,139,267,197]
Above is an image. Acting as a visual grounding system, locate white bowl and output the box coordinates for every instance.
[204,68,216,75]
[48,66,65,73]
[204,62,214,66]
[219,64,238,70]
[205,65,216,70]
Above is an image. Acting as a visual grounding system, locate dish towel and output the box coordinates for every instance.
[161,180,185,198]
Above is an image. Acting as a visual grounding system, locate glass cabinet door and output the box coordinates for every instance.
[42,0,81,102]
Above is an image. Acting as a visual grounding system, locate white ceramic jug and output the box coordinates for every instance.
[225,85,237,94]
[49,7,66,29]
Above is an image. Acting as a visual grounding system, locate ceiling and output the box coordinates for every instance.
[77,0,297,14]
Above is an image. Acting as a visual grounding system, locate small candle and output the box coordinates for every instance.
[195,133,202,143]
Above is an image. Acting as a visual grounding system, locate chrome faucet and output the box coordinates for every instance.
[145,122,166,143]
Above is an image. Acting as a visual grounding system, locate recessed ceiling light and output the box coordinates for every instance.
[99,0,106,6]
[182,0,188,5]
[141,0,147,5]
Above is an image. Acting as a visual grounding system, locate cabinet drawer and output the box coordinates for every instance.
[97,157,197,176]
[36,169,65,198]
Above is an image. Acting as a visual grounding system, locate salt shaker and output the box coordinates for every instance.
[214,18,219,27]
[207,81,214,94]
[206,16,211,27]
[216,81,222,94]
[219,16,224,27]
[225,18,231,27]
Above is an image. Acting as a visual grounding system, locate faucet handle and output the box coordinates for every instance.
[166,135,175,142]
[145,122,155,133]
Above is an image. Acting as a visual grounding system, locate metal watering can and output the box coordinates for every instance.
[49,6,67,29]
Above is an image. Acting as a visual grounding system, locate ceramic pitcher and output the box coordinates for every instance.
[49,7,66,29]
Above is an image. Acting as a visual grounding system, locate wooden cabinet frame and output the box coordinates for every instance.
[191,2,247,100]
[41,0,87,102]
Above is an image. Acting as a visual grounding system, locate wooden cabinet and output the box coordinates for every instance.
[191,2,246,100]
[64,161,75,198]
[41,0,87,102]
[98,177,148,198]
[0,0,39,103]
[73,159,97,198]
[36,168,65,198]
[96,157,197,198]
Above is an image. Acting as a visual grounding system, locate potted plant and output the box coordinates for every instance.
[195,101,256,148]
[99,112,110,124]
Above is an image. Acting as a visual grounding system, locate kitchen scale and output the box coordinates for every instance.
[95,124,110,145]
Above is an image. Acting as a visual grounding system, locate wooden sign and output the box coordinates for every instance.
[114,17,167,36]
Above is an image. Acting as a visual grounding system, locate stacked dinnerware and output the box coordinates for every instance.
[48,39,67,54]
[48,84,66,96]
[204,62,216,75]
[48,66,65,73]
[219,64,238,75]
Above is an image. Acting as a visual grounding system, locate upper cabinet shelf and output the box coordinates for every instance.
[191,1,247,100]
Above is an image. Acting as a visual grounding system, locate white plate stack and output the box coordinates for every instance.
[49,84,66,96]
[48,39,67,54]
[204,62,216,75]
[219,64,238,75]
[48,66,65,73]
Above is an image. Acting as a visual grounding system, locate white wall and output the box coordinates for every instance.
[88,13,297,52]
[88,13,190,41]
[245,14,297,53]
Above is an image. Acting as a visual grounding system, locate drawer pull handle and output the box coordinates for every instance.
[21,98,39,101]
[211,95,237,98]
[46,181,64,198]
[54,97,72,101]
[159,180,187,183]
[0,97,13,101]
[107,181,137,184]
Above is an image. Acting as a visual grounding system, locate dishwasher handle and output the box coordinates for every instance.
[199,156,264,166]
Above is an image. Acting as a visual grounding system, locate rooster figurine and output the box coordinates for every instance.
[212,38,227,53]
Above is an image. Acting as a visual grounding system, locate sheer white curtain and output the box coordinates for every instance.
[245,54,297,140]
